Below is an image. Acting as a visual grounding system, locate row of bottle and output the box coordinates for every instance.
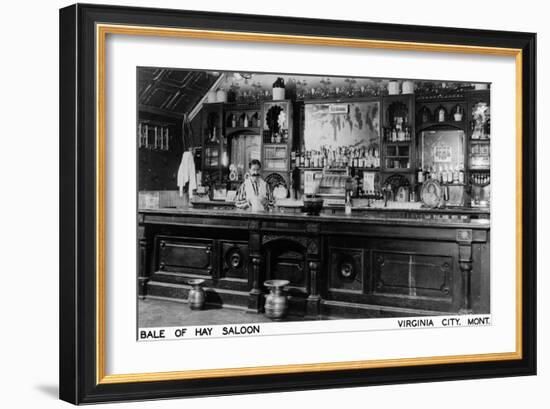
[292,146,380,169]
[264,129,288,144]
[418,165,465,184]
[384,126,412,142]
[227,113,260,128]
[386,159,411,169]
[419,105,464,124]
[471,173,490,185]
[470,143,490,156]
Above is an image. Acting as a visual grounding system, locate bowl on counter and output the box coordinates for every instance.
[303,197,324,216]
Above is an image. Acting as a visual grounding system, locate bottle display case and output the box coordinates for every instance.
[381,95,415,172]
[466,90,491,207]
[196,82,490,210]
[201,102,224,172]
[261,100,293,173]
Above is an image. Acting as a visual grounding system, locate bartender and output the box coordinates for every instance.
[235,159,274,211]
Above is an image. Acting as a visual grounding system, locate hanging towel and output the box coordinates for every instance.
[177,150,197,197]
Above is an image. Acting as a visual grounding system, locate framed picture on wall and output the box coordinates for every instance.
[59,3,536,404]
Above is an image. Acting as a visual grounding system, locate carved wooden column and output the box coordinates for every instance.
[306,260,321,318]
[137,214,149,299]
[457,229,473,313]
[247,220,263,313]
[306,223,321,318]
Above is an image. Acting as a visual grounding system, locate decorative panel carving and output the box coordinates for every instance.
[157,236,213,277]
[329,247,364,292]
[373,251,452,299]
[262,234,308,248]
[307,239,319,255]
[220,241,249,280]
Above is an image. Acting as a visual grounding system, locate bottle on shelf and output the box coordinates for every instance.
[410,188,416,202]
[452,166,459,183]
[397,126,405,142]
[345,190,352,215]
[437,105,446,122]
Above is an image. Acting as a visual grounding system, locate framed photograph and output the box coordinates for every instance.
[59,3,536,404]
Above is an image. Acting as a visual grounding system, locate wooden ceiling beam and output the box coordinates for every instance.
[188,73,226,122]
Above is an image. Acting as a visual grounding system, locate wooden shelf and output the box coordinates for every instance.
[224,104,260,111]
[299,96,385,104]
[226,126,261,133]
[417,120,465,128]
[382,168,415,173]
[469,139,491,143]
[296,167,380,171]
[385,141,412,145]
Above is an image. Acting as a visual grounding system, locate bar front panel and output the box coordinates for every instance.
[139,209,489,318]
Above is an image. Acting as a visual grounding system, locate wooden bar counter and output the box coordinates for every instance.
[138,207,490,318]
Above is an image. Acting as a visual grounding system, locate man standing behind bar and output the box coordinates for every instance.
[235,159,274,211]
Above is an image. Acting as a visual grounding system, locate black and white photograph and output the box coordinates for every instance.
[137,69,491,336]
[51,0,537,405]
[1,0,544,406]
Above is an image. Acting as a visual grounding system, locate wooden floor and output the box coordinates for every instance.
[138,297,310,327]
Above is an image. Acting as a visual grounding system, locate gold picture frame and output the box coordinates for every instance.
[60,4,536,404]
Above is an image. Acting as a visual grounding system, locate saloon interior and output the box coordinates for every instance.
[137,68,490,325]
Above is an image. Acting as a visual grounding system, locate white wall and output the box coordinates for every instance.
[0,0,546,407]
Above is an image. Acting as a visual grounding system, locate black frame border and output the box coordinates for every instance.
[59,3,536,404]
